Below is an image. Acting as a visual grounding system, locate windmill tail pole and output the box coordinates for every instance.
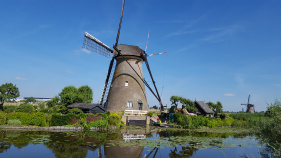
[115,0,125,47]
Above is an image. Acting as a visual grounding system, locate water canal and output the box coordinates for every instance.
[0,126,273,158]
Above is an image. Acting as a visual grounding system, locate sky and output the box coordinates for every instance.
[0,0,280,112]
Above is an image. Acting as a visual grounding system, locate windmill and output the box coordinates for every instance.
[241,95,255,113]
[82,0,165,112]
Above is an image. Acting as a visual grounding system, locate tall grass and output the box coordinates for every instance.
[228,112,267,128]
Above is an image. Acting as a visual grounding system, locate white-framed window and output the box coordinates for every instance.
[125,81,128,86]
[127,101,133,108]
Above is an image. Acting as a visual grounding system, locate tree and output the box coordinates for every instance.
[47,96,60,108]
[25,97,36,103]
[170,96,182,109]
[58,85,94,106]
[207,101,223,114]
[180,98,198,113]
[77,85,93,103]
[0,83,20,111]
[59,86,78,106]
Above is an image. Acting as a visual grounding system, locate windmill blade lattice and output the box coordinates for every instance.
[83,32,113,58]
[147,52,167,57]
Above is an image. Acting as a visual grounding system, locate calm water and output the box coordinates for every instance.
[0,126,269,158]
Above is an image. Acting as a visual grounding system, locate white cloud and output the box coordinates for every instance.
[16,77,27,80]
[200,25,242,43]
[75,48,91,55]
[224,93,236,97]
[82,48,90,54]
[66,69,73,74]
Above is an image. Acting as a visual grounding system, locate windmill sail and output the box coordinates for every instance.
[100,58,116,105]
[83,32,113,58]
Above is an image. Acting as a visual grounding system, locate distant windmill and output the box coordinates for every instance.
[82,0,165,112]
[241,95,255,113]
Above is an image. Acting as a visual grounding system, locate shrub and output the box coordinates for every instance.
[231,119,246,127]
[45,114,52,127]
[215,113,229,119]
[53,105,68,114]
[3,106,16,113]
[15,103,34,113]
[95,113,108,120]
[7,112,46,126]
[50,113,75,126]
[147,111,153,117]
[28,112,46,126]
[68,108,83,114]
[256,100,281,157]
[38,102,46,109]
[223,117,234,126]
[7,120,22,126]
[0,111,7,125]
[7,112,29,125]
[108,112,121,126]
[40,108,53,114]
[190,116,204,128]
[174,113,184,125]
[46,96,60,108]
[87,120,108,128]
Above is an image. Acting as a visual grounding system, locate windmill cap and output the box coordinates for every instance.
[114,44,144,57]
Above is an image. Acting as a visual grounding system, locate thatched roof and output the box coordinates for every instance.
[67,103,104,110]
[195,101,214,114]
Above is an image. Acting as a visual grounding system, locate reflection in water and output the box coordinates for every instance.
[0,127,270,158]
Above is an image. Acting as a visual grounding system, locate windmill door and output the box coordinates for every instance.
[138,100,143,110]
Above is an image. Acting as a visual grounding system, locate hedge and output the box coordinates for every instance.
[50,113,88,126]
[173,113,245,128]
[15,104,34,113]
[0,111,7,125]
[7,112,46,126]
[3,106,16,113]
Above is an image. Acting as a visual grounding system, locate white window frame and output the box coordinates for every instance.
[127,101,133,108]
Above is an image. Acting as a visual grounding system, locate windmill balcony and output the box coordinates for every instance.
[124,110,147,116]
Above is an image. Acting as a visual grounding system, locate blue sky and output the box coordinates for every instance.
[0,0,280,112]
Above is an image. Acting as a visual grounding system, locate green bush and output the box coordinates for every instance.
[174,113,184,125]
[7,120,22,126]
[147,111,153,117]
[28,112,46,126]
[95,113,108,120]
[256,100,281,156]
[87,120,108,128]
[7,112,46,126]
[40,108,53,114]
[15,103,34,113]
[50,113,75,126]
[215,113,229,119]
[108,113,121,126]
[190,116,208,128]
[3,106,16,113]
[231,119,246,127]
[0,111,7,125]
[45,114,52,127]
[68,108,83,114]
[7,112,29,125]
[38,102,46,109]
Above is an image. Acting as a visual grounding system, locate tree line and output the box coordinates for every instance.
[0,83,93,111]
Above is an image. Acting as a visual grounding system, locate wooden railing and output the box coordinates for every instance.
[124,110,147,116]
[123,134,146,140]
